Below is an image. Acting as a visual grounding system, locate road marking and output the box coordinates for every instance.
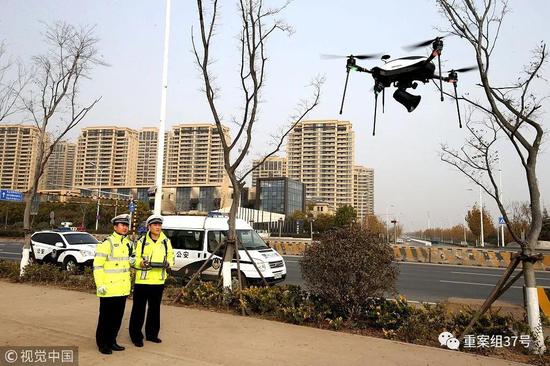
[451,271,550,281]
[399,261,550,273]
[0,251,21,255]
[440,279,523,289]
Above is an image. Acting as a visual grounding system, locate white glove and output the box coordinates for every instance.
[97,286,107,295]
[129,255,136,266]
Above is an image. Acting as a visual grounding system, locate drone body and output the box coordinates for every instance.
[324,36,476,135]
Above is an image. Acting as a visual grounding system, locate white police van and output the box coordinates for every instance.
[162,215,286,286]
[30,231,99,271]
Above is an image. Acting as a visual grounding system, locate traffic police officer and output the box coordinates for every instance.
[129,214,174,347]
[93,214,134,355]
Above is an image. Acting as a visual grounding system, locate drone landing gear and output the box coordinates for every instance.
[372,82,385,136]
[339,67,351,115]
[373,91,378,136]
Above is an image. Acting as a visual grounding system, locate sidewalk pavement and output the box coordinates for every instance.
[0,281,529,366]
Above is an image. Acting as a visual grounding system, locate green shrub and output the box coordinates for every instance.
[394,303,448,345]
[300,227,398,319]
[34,222,50,230]
[0,260,20,280]
[359,296,413,330]
[450,307,528,338]
[0,229,25,237]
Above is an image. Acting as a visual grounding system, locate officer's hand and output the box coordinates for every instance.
[129,255,136,266]
[97,286,107,295]
[163,260,170,269]
[140,260,149,268]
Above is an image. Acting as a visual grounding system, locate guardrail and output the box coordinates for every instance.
[266,239,550,271]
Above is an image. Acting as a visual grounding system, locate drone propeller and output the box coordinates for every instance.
[402,34,449,50]
[321,53,381,60]
[445,66,477,73]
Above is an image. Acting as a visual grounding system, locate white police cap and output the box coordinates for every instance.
[111,214,130,225]
[146,214,163,226]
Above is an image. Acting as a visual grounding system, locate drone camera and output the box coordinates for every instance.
[393,88,421,112]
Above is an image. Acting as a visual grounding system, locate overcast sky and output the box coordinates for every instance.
[1,0,549,231]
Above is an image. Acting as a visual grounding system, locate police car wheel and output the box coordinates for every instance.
[64,257,78,272]
[231,271,248,289]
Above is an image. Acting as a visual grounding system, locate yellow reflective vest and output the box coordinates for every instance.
[134,231,174,285]
[93,232,133,297]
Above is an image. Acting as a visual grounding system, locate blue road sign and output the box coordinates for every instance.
[0,189,23,202]
[498,217,505,225]
[129,202,136,213]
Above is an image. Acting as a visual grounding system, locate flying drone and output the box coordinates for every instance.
[323,36,476,135]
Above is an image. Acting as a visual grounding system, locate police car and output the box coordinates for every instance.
[162,215,287,287]
[30,231,99,271]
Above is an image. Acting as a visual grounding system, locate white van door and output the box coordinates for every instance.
[202,230,229,278]
[163,229,206,277]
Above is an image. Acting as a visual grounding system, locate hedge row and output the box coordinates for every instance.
[0,260,547,364]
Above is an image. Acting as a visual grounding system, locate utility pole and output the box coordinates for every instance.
[498,155,504,247]
[153,0,172,215]
[391,219,397,244]
[479,186,484,247]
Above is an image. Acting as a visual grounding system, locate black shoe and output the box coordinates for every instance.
[146,337,162,343]
[99,347,112,355]
[111,343,125,351]
[133,340,144,347]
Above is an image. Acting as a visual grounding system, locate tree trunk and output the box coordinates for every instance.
[20,130,45,275]
[222,181,240,289]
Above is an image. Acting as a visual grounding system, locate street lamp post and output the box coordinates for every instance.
[278,218,283,238]
[479,186,484,247]
[153,0,172,215]
[498,155,504,247]
[90,162,104,232]
[386,204,394,244]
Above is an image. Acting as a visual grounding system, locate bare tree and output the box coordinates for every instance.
[0,41,27,122]
[191,0,322,290]
[437,0,547,353]
[20,22,104,271]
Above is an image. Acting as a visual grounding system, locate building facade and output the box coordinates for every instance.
[251,155,287,188]
[255,177,305,216]
[287,120,354,209]
[164,123,229,186]
[136,127,158,187]
[45,141,76,190]
[74,127,139,189]
[353,165,374,222]
[0,124,43,191]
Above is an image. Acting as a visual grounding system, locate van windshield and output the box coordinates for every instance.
[207,230,268,252]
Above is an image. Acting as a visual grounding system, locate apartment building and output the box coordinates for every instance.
[164,123,229,186]
[251,155,287,188]
[353,165,374,221]
[0,124,42,191]
[287,120,354,209]
[45,141,76,190]
[136,127,158,186]
[74,126,139,188]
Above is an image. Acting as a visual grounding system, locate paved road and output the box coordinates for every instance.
[283,255,550,305]
[2,241,549,305]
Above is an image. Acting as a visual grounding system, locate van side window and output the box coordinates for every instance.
[164,230,204,251]
[207,231,228,252]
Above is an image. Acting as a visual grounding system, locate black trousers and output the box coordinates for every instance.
[96,296,127,350]
[129,284,164,342]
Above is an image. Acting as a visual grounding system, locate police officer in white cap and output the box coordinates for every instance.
[94,214,134,354]
[129,214,174,347]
